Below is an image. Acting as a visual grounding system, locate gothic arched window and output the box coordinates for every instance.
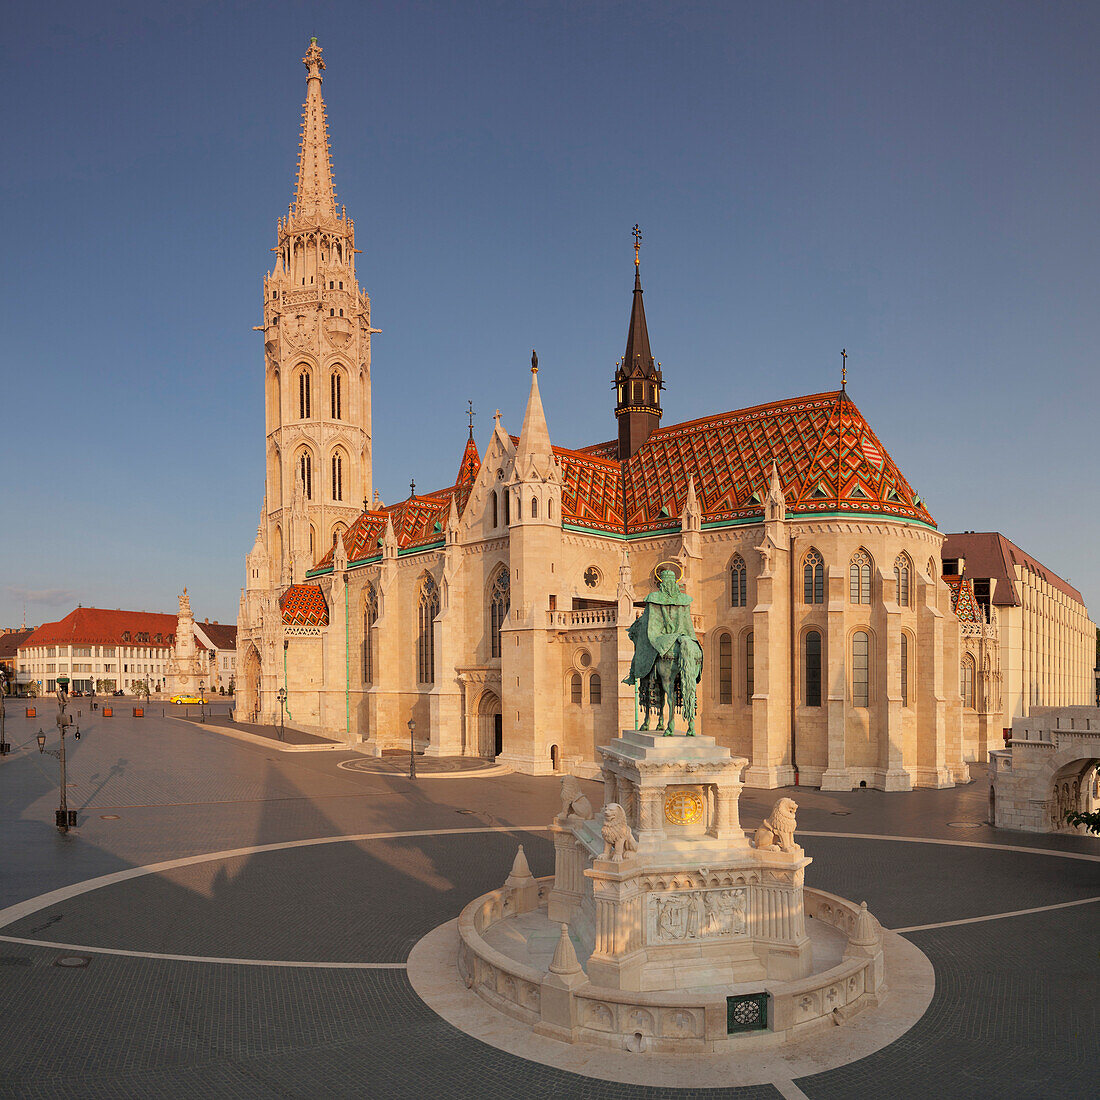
[330,371,342,420]
[852,630,870,706]
[489,567,510,660]
[298,370,312,419]
[491,492,498,528]
[417,574,439,684]
[960,655,975,709]
[894,554,911,607]
[570,673,582,705]
[503,490,510,526]
[331,452,343,501]
[531,496,538,519]
[718,632,732,704]
[362,583,378,684]
[729,554,747,608]
[900,632,909,707]
[298,451,313,500]
[745,631,755,703]
[849,549,873,604]
[589,672,602,705]
[803,548,824,604]
[804,630,822,707]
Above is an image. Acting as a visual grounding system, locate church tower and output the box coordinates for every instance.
[614,225,662,460]
[259,38,374,583]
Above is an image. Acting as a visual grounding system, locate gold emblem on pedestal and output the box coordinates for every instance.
[664,790,703,826]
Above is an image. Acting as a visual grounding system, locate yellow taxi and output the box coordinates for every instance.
[170,694,204,705]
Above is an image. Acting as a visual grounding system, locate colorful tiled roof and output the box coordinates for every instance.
[456,435,481,486]
[279,586,329,627]
[944,574,983,623]
[312,388,933,572]
[19,608,178,650]
[610,390,933,534]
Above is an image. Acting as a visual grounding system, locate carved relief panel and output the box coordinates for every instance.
[646,888,747,944]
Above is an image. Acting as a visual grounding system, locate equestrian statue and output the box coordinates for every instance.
[623,563,704,735]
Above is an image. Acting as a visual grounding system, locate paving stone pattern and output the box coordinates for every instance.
[1,708,1098,1097]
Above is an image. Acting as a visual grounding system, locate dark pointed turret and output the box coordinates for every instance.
[614,225,663,460]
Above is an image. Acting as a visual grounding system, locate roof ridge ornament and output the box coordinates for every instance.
[841,348,847,391]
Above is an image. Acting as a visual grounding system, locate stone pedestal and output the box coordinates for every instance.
[554,731,813,993]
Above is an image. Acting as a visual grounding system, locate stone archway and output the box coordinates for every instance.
[1050,758,1099,831]
[477,690,502,760]
[241,645,261,723]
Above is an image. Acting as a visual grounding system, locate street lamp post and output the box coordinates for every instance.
[199,680,205,724]
[0,684,8,755]
[407,718,417,780]
[276,687,286,742]
[38,685,78,832]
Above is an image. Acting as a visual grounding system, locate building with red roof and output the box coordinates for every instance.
[235,41,1095,789]
[18,607,178,694]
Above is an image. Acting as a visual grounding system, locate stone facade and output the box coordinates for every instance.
[989,706,1100,832]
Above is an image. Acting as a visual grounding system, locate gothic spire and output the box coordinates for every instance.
[622,226,656,378]
[292,38,337,222]
[615,226,663,460]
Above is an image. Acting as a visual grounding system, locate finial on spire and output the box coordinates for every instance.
[409,478,416,498]
[303,37,325,81]
[841,348,847,390]
[531,349,538,374]
[632,223,642,268]
[467,399,475,439]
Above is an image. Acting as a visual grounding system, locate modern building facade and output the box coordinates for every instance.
[227,40,1100,792]
[941,532,1096,757]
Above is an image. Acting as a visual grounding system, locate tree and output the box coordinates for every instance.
[133,679,150,703]
[1066,809,1100,835]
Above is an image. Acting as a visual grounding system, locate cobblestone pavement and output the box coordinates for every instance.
[1,707,1097,1098]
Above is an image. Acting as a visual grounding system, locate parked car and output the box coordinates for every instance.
[170,694,203,705]
[111,690,124,696]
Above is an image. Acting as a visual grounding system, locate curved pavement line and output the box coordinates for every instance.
[0,825,553,932]
[892,893,1100,933]
[336,759,513,779]
[0,827,1095,969]
[0,935,407,968]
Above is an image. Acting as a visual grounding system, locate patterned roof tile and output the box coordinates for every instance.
[279,585,329,627]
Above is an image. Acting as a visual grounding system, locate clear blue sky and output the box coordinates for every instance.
[2,1,1098,628]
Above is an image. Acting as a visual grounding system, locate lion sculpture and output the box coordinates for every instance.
[556,775,593,824]
[752,797,800,853]
[599,803,638,862]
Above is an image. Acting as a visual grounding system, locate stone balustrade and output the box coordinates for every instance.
[548,608,618,629]
[457,877,885,1052]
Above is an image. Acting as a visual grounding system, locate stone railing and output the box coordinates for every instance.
[282,287,320,307]
[960,621,998,639]
[458,878,885,1052]
[549,609,618,629]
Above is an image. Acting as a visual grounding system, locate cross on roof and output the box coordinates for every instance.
[467,399,475,437]
[632,224,642,267]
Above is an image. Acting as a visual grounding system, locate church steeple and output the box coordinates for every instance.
[293,37,337,222]
[614,225,663,460]
[252,39,374,592]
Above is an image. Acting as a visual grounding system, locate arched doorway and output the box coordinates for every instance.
[241,645,261,723]
[1050,758,1099,831]
[477,690,502,759]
